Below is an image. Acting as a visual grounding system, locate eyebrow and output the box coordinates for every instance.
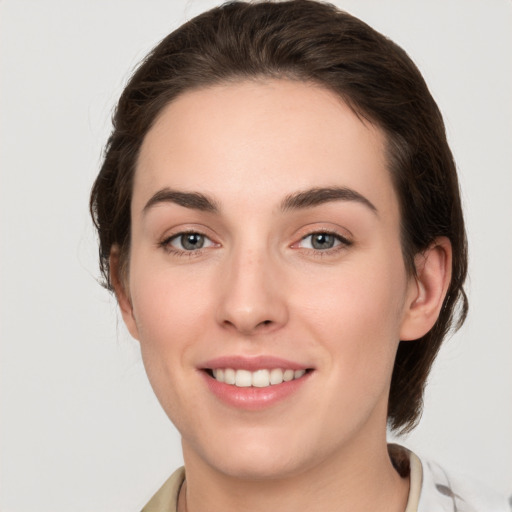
[142,185,377,216]
[142,188,219,214]
[281,186,378,214]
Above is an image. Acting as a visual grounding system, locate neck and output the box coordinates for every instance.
[180,436,409,512]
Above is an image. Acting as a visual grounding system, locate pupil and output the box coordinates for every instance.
[312,233,334,250]
[182,233,204,250]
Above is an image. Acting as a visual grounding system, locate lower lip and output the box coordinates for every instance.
[201,371,312,410]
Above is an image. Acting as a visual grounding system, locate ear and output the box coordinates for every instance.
[400,237,452,341]
[110,246,140,341]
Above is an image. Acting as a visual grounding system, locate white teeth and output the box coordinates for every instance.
[224,368,236,385]
[294,369,306,379]
[235,369,252,387]
[283,369,294,382]
[211,367,307,387]
[252,369,270,387]
[269,368,284,385]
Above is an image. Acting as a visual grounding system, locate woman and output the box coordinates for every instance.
[90,1,509,511]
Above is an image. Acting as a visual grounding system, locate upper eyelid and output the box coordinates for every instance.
[160,226,215,243]
[297,232,352,247]
[167,229,209,239]
[158,226,352,248]
[297,229,352,244]
[302,230,350,240]
[166,231,215,244]
[292,220,354,238]
[287,231,352,257]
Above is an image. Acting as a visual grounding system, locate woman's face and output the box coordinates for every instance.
[119,80,419,479]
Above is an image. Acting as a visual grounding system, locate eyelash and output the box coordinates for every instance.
[159,230,216,257]
[159,229,352,258]
[295,231,352,256]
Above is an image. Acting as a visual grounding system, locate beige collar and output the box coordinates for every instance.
[141,446,423,512]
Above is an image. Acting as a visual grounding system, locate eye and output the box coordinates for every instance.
[298,232,350,251]
[164,232,216,252]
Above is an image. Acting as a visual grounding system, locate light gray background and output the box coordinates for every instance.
[1,1,511,510]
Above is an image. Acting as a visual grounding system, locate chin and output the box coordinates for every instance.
[211,450,305,481]
[185,425,323,481]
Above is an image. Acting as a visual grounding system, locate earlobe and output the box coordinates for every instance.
[400,237,452,341]
[110,246,140,340]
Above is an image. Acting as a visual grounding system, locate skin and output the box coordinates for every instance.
[112,80,451,512]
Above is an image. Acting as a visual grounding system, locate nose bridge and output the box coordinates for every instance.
[217,238,287,334]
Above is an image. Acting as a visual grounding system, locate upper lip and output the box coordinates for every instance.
[199,355,311,371]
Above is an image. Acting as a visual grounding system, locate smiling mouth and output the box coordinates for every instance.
[205,368,312,388]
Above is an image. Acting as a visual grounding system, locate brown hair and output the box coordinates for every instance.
[90,0,468,433]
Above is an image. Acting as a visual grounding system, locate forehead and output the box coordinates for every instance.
[134,79,397,218]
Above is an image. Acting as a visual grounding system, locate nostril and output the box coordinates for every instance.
[221,318,275,335]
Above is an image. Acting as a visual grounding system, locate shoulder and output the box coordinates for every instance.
[414,451,511,512]
[140,467,185,512]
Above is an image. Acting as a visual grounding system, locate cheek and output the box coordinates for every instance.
[127,259,212,371]
[127,264,214,418]
[293,255,408,380]
[130,247,211,328]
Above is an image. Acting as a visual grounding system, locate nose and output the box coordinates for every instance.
[215,246,289,336]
